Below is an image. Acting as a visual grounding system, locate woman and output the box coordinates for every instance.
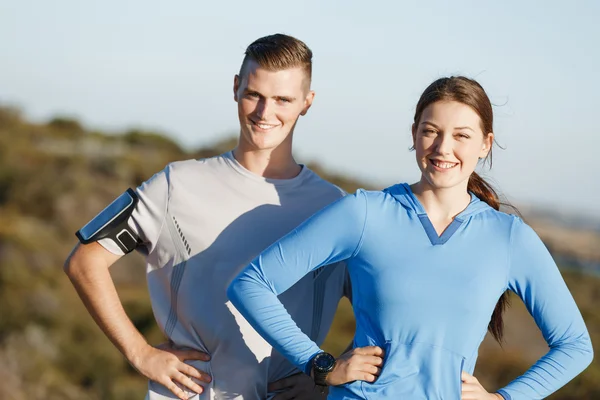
[227,76,593,399]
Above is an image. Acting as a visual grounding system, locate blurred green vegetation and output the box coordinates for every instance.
[0,106,597,399]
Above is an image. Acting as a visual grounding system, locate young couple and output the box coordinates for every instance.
[66,33,593,400]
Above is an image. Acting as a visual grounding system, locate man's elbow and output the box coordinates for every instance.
[63,244,81,277]
[63,242,113,279]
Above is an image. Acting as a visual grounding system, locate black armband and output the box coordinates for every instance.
[76,188,141,253]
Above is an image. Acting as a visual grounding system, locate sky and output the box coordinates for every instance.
[1,0,599,216]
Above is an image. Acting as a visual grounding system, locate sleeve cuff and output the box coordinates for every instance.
[303,349,324,375]
[97,237,125,256]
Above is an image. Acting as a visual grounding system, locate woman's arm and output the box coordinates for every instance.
[227,190,368,374]
[497,218,593,399]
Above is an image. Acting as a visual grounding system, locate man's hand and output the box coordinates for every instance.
[269,373,327,400]
[461,371,504,400]
[131,342,212,400]
[325,346,384,386]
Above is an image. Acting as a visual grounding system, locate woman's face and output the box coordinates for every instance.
[412,100,493,191]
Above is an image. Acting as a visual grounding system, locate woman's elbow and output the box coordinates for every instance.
[226,279,238,303]
[582,337,594,369]
[567,332,595,372]
[227,275,248,308]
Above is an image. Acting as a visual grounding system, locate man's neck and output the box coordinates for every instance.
[232,147,302,180]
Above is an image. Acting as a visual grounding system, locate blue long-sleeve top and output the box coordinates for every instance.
[227,184,593,399]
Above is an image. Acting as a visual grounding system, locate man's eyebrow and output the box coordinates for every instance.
[244,88,263,95]
[245,89,296,101]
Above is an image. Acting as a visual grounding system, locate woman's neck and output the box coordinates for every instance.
[410,179,471,222]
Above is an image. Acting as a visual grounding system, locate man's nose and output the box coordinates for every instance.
[255,99,272,120]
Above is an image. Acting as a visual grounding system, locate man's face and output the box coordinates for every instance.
[234,59,314,152]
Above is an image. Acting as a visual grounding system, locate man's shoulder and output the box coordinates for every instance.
[162,153,231,179]
[301,168,346,200]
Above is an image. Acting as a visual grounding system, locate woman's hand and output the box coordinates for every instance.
[461,371,504,400]
[324,346,384,386]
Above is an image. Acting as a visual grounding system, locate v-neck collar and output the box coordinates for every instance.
[401,183,479,246]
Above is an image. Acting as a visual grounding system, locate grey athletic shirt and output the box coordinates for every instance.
[100,152,349,399]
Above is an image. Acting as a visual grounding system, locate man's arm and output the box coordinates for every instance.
[64,242,211,400]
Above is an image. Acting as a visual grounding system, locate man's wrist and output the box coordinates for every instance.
[123,339,150,367]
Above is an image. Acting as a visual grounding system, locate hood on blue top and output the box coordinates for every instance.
[383,183,492,220]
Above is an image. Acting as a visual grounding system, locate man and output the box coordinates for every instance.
[64,34,351,400]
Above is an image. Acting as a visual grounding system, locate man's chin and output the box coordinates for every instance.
[238,140,280,152]
[249,136,289,150]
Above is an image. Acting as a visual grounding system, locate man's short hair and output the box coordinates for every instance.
[239,34,312,82]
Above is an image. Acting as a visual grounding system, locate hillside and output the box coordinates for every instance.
[0,106,598,399]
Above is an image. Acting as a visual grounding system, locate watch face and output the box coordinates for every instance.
[313,352,335,372]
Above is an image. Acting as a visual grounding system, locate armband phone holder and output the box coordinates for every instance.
[76,188,141,253]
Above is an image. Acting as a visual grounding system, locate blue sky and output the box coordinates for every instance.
[1,0,599,216]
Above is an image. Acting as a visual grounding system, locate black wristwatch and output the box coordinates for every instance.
[311,352,336,386]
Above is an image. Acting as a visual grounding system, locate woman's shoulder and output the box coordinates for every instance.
[346,184,411,205]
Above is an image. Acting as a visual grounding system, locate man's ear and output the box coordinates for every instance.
[300,90,315,116]
[233,75,240,102]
